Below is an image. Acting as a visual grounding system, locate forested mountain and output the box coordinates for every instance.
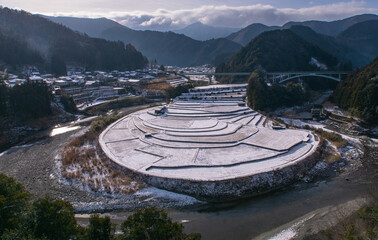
[172,22,240,41]
[0,31,45,68]
[282,14,378,36]
[224,14,378,68]
[45,16,242,66]
[288,26,367,67]
[216,29,339,83]
[226,14,378,46]
[332,57,378,123]
[43,16,122,38]
[226,23,279,46]
[284,21,378,68]
[0,7,147,73]
[336,20,378,63]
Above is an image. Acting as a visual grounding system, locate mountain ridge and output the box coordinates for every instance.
[172,22,240,41]
[225,14,378,67]
[0,7,147,73]
[226,23,280,46]
[45,16,242,66]
[283,14,378,36]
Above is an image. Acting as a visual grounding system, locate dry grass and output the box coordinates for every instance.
[142,79,171,91]
[316,129,347,148]
[317,138,342,164]
[60,114,145,194]
[311,201,378,240]
[302,126,347,148]
[324,145,342,164]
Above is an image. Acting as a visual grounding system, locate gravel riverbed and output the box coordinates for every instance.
[0,127,203,212]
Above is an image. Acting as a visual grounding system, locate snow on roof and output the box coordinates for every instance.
[29,75,43,81]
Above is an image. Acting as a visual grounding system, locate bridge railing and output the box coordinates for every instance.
[176,71,351,83]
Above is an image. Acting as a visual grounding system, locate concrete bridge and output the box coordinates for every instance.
[266,71,350,83]
[178,71,350,83]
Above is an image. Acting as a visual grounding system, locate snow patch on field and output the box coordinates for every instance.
[279,118,361,145]
[269,228,297,240]
[279,117,325,129]
[309,57,327,70]
[50,126,81,136]
[268,214,315,240]
[0,143,38,157]
[135,187,202,206]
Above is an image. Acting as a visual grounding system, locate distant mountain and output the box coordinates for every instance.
[226,14,378,47]
[172,22,240,41]
[216,29,338,82]
[225,16,378,68]
[226,23,279,45]
[43,16,122,38]
[332,57,378,123]
[0,8,147,73]
[289,25,368,67]
[336,20,378,61]
[283,14,378,36]
[296,18,378,68]
[46,16,242,66]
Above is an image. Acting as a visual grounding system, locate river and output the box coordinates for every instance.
[76,140,376,239]
[1,107,375,240]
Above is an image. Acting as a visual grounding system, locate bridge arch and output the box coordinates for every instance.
[278,74,341,83]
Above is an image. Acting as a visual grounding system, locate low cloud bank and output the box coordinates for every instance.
[46,1,378,30]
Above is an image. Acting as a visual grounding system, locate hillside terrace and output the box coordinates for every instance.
[99,85,320,200]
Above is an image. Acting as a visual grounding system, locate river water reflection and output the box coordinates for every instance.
[79,171,373,240]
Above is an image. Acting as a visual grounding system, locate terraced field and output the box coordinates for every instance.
[100,86,320,200]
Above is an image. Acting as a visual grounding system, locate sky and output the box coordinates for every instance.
[2,0,378,30]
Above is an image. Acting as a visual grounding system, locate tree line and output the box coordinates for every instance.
[0,31,44,69]
[246,70,306,111]
[0,81,52,119]
[0,173,201,240]
[331,57,378,123]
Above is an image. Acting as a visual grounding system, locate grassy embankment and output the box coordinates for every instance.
[85,96,154,115]
[307,201,377,240]
[61,110,148,194]
[307,127,347,164]
[275,118,347,164]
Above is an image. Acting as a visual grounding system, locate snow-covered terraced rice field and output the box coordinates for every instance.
[100,87,320,200]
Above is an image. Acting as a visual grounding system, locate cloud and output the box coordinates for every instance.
[45,1,378,30]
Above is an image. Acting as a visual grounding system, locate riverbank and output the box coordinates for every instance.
[255,138,377,240]
[0,104,205,213]
[0,104,376,239]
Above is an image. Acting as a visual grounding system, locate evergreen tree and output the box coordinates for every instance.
[247,70,269,110]
[49,54,67,76]
[0,174,31,236]
[120,207,201,240]
[31,197,77,240]
[0,81,7,115]
[87,214,114,240]
[332,57,378,123]
[247,70,306,111]
[60,93,77,113]
[9,81,52,118]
